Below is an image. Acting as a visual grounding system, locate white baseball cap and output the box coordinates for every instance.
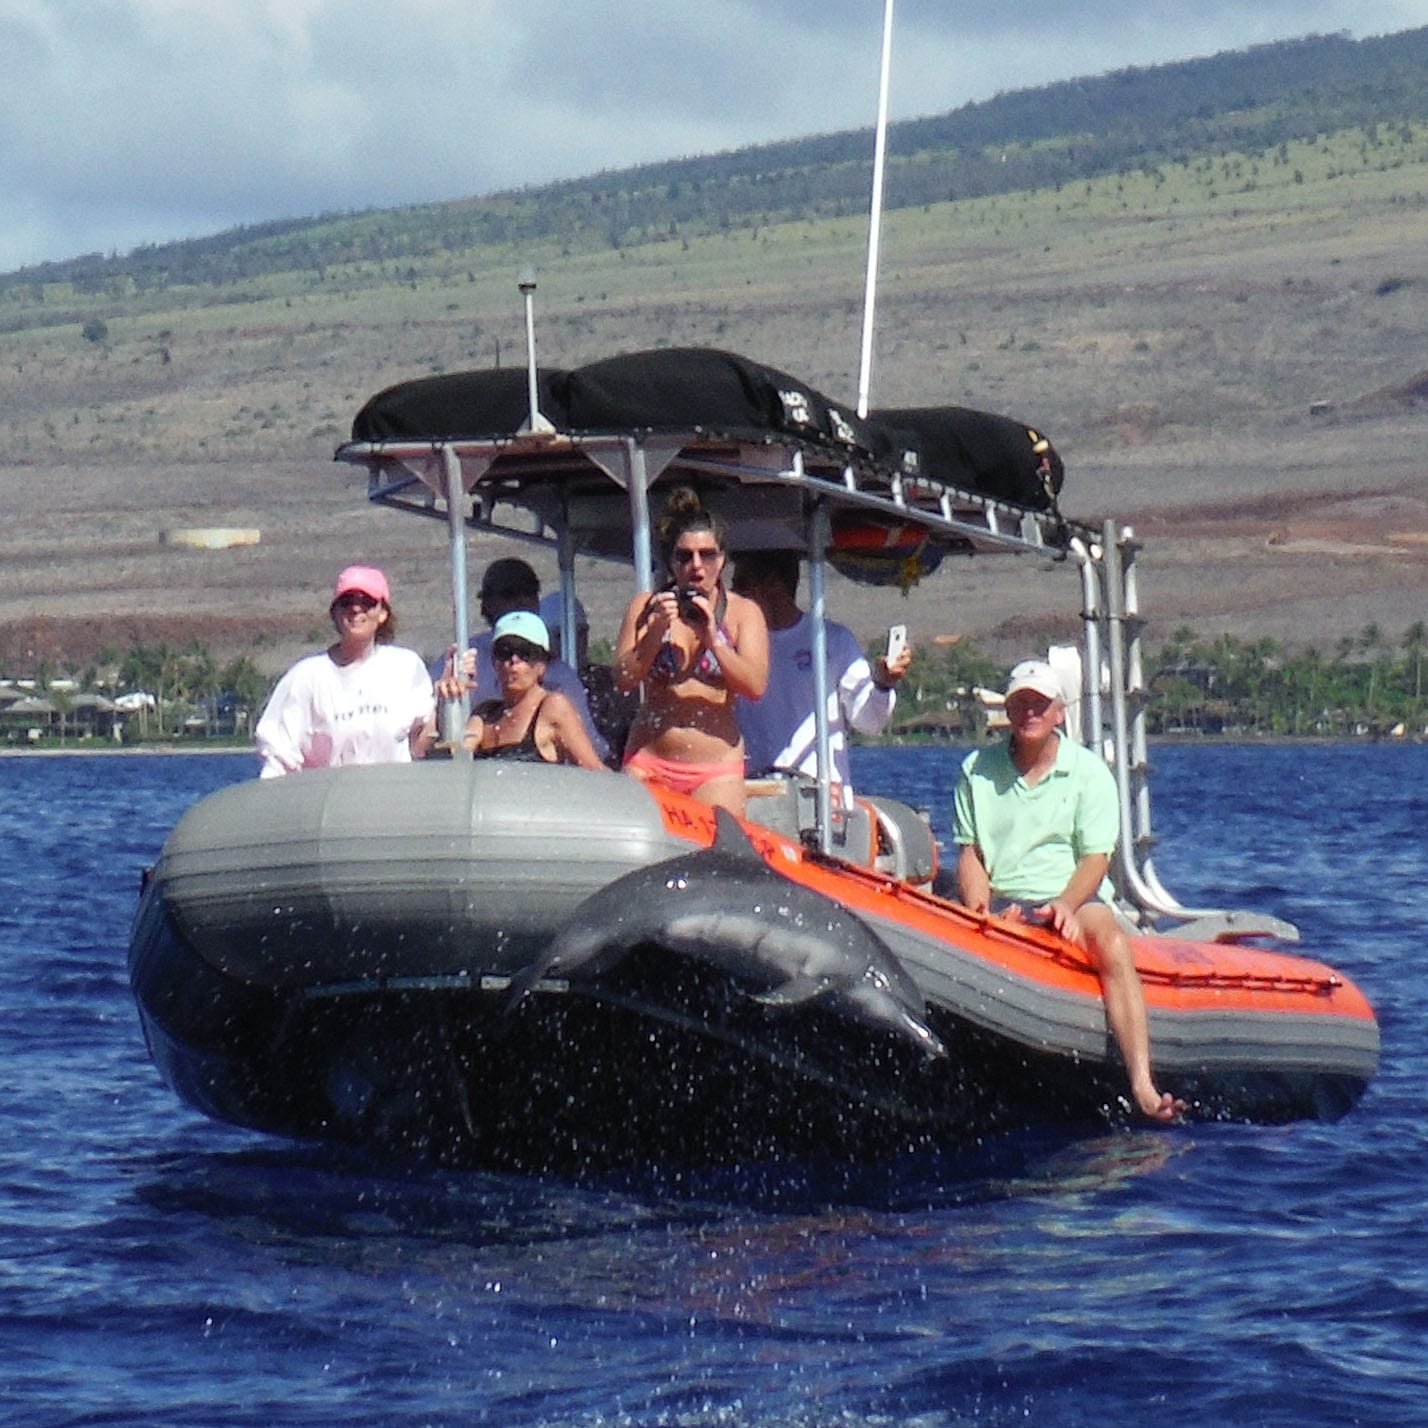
[1004,659,1062,701]
[491,610,550,653]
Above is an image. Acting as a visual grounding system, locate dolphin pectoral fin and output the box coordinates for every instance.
[502,867,661,1012]
[503,927,632,1014]
[502,961,546,1013]
[750,973,835,1007]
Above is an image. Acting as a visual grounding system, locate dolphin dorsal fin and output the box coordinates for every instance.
[711,807,762,861]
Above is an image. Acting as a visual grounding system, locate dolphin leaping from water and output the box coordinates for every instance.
[510,810,945,1058]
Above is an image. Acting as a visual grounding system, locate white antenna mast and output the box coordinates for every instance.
[517,265,556,435]
[855,0,896,419]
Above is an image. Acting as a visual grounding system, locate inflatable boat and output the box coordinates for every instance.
[128,346,1379,1172]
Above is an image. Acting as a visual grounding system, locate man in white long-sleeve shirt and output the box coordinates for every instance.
[732,550,912,807]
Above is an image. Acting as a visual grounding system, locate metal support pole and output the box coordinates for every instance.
[628,440,655,593]
[1121,532,1157,862]
[1105,519,1248,922]
[1122,530,1194,912]
[1102,520,1140,891]
[809,503,834,854]
[555,502,577,664]
[1102,518,1196,916]
[1074,538,1104,754]
[440,445,472,755]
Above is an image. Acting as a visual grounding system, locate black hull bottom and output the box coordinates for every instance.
[131,900,1369,1176]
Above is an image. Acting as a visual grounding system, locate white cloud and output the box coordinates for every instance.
[0,0,1424,270]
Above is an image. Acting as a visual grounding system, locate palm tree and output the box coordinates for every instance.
[1359,623,1383,713]
[1403,621,1426,704]
[49,686,74,743]
[119,642,184,736]
[183,643,220,734]
[220,655,273,733]
[1299,644,1325,733]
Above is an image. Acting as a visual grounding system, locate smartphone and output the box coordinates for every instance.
[886,624,907,661]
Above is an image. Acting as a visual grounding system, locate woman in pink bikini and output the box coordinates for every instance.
[614,487,769,816]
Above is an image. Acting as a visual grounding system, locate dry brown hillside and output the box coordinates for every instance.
[1,143,1424,675]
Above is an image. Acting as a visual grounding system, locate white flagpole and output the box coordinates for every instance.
[856,0,896,420]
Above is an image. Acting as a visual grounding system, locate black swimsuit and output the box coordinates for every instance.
[473,697,553,763]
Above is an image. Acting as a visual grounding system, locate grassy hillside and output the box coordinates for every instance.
[2,116,1421,465]
[6,28,1425,294]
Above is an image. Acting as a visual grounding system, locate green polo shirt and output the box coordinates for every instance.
[953,733,1119,904]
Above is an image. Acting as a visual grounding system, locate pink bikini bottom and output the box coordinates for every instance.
[623,746,745,797]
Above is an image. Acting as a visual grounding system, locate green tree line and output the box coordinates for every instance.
[10,623,1428,746]
[109,643,272,737]
[886,623,1428,740]
[1141,623,1428,736]
[3,642,273,743]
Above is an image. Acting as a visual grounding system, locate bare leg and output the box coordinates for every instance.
[1078,904,1182,1123]
[693,773,747,818]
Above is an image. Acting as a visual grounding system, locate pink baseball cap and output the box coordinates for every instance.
[332,565,391,605]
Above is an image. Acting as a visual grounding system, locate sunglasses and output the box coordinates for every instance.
[671,545,722,566]
[492,640,545,664]
[333,592,380,612]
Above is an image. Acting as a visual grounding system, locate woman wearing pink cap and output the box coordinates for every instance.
[254,565,435,777]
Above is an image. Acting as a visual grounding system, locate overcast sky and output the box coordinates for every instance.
[3,0,1426,273]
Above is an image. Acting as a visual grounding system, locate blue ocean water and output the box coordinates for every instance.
[2,744,1426,1426]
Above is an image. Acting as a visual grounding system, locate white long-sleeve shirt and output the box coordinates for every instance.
[736,612,894,803]
[255,644,434,777]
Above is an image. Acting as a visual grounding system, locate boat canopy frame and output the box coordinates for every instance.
[335,414,1295,944]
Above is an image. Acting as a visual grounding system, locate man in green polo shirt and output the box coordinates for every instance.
[954,659,1182,1123]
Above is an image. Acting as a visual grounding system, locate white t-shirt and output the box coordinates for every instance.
[255,644,434,777]
[736,612,894,803]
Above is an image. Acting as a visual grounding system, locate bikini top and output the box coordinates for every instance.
[473,696,554,763]
[647,588,731,688]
